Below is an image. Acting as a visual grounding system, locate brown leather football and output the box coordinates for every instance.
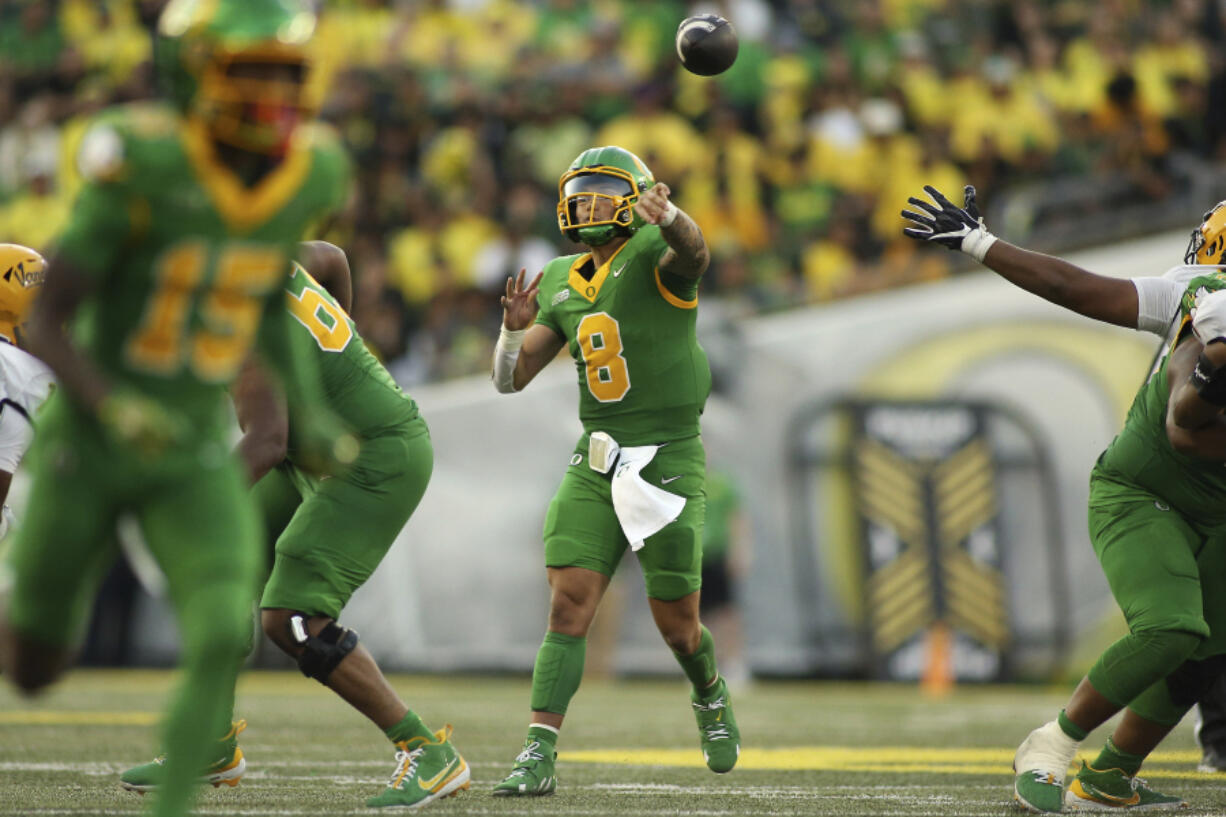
[675,15,739,77]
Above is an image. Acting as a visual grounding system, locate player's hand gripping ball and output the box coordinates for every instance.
[676,14,739,76]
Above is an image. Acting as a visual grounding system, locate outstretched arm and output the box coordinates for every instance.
[636,182,709,280]
[902,185,1152,330]
[977,242,1140,329]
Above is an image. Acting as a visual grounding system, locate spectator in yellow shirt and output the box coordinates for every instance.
[802,214,862,302]
[1131,10,1207,118]
[59,0,149,89]
[596,84,703,181]
[685,109,771,255]
[0,168,70,253]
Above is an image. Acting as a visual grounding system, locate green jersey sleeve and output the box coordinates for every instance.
[534,257,570,335]
[55,119,136,282]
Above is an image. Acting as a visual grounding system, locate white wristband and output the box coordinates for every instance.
[960,225,997,263]
[659,201,678,228]
[500,325,526,352]
[492,325,526,393]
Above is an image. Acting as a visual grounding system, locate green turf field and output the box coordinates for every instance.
[2,669,1223,816]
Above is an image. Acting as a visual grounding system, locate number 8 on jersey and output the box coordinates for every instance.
[577,313,629,402]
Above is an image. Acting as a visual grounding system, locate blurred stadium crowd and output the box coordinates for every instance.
[3,0,1225,382]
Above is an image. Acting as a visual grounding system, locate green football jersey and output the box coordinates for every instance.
[1097,271,1226,526]
[534,225,711,446]
[55,101,348,440]
[283,262,419,445]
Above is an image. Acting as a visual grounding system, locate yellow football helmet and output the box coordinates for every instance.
[0,244,45,346]
[1185,201,1226,265]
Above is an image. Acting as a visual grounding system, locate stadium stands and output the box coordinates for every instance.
[3,0,1225,381]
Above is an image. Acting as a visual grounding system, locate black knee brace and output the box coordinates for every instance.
[1166,654,1226,708]
[289,614,358,684]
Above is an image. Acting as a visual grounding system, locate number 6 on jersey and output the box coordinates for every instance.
[285,265,353,352]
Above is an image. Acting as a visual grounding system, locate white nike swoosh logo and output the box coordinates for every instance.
[612,263,628,277]
[661,475,681,484]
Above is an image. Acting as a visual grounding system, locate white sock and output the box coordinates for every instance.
[1019,720,1081,779]
[1040,719,1081,754]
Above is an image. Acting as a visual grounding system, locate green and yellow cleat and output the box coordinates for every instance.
[119,719,247,794]
[366,725,470,809]
[692,676,740,774]
[1012,722,1077,813]
[491,738,557,797]
[1064,762,1188,811]
[1014,768,1065,814]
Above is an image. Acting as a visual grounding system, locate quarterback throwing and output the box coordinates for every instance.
[491,145,739,796]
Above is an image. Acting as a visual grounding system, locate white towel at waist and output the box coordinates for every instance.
[610,444,687,551]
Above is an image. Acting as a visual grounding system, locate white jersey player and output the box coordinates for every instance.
[0,244,52,535]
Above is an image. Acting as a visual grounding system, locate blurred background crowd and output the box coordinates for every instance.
[3,0,1226,383]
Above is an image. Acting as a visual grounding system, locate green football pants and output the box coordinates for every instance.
[5,406,261,817]
[543,434,706,601]
[259,424,433,619]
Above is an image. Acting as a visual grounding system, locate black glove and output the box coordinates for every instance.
[901,185,997,261]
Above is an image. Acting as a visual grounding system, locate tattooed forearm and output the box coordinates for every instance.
[659,209,710,280]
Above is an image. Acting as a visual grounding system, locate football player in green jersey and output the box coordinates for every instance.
[118,241,469,808]
[904,187,1226,812]
[0,3,351,817]
[490,146,740,796]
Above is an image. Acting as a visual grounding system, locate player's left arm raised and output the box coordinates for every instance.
[636,182,709,280]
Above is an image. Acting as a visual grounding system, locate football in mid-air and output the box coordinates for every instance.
[675,15,738,76]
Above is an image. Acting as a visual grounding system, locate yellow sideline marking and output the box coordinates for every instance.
[0,711,158,725]
[564,747,1209,779]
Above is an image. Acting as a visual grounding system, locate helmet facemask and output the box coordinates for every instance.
[557,168,643,246]
[1186,201,1226,266]
[156,0,317,158]
[197,46,312,157]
